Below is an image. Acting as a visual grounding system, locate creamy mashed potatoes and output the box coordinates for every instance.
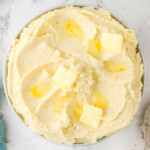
[7,6,144,144]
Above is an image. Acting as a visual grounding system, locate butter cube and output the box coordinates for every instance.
[30,83,51,98]
[53,66,78,88]
[80,104,103,128]
[101,33,123,54]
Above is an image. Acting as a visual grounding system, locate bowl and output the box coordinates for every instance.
[3,5,146,147]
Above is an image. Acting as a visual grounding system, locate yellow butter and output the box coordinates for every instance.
[80,104,103,128]
[101,33,123,54]
[53,66,78,88]
[74,103,83,119]
[94,92,108,109]
[66,19,84,40]
[74,97,85,119]
[87,37,102,57]
[49,73,55,77]
[30,83,51,98]
[104,62,126,72]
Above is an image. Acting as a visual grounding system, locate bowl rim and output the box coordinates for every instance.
[3,4,146,147]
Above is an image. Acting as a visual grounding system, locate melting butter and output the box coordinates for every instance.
[74,99,85,119]
[66,19,84,40]
[104,62,127,72]
[87,37,102,57]
[94,92,108,109]
[30,83,51,98]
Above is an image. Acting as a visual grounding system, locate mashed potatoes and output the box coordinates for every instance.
[7,6,144,144]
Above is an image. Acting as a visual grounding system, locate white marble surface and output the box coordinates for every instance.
[0,0,150,149]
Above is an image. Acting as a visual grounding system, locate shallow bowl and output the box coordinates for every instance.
[3,5,146,147]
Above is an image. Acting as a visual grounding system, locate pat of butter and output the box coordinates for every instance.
[80,104,103,128]
[101,33,123,54]
[53,66,78,88]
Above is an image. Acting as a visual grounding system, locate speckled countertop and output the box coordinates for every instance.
[0,0,150,150]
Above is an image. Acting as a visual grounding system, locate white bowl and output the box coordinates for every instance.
[3,5,146,147]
